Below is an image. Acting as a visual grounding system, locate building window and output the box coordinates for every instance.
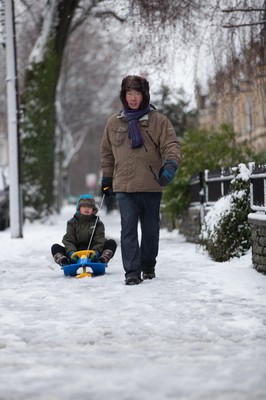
[226,106,233,124]
[245,96,253,132]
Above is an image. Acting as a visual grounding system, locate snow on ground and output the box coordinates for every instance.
[1,204,266,400]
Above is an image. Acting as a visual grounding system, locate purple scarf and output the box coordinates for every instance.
[124,106,150,148]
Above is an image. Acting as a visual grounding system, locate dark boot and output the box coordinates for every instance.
[142,262,156,280]
[142,272,156,280]
[54,252,69,266]
[99,249,113,264]
[125,275,143,285]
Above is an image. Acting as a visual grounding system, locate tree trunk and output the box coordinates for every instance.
[21,0,78,220]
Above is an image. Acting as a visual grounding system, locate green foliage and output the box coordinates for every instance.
[182,124,255,173]
[253,147,266,164]
[19,2,77,221]
[153,85,197,137]
[162,124,256,223]
[21,40,59,220]
[161,167,190,223]
[199,164,251,262]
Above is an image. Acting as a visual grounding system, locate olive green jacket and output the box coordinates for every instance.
[62,213,105,256]
[100,109,182,192]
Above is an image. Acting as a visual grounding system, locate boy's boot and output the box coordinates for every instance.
[54,252,69,266]
[99,249,113,264]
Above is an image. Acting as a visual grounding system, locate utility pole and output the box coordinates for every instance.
[4,0,23,238]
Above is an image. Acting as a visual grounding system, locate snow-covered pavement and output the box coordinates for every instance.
[1,204,266,400]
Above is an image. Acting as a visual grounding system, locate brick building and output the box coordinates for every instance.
[196,60,266,154]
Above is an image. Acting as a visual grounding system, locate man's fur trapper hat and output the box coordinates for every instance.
[119,75,150,110]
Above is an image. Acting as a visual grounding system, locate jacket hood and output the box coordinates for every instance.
[75,194,98,214]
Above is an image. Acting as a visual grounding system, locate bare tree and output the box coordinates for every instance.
[18,0,79,219]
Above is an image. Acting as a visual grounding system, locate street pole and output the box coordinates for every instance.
[5,0,23,238]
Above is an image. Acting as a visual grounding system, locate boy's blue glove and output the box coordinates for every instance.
[69,251,79,263]
[102,177,113,197]
[158,160,178,186]
[90,250,100,261]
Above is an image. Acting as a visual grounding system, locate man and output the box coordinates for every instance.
[100,75,182,285]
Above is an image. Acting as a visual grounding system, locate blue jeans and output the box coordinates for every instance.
[116,192,162,278]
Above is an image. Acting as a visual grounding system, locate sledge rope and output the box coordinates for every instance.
[85,194,105,258]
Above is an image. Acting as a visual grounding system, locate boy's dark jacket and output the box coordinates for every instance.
[62,213,105,256]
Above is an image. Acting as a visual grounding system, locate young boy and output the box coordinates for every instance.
[51,194,117,266]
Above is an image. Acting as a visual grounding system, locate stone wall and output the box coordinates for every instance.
[248,213,266,274]
[178,206,203,243]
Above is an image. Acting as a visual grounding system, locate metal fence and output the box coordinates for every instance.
[250,163,266,213]
[189,173,203,206]
[204,168,234,205]
[189,163,266,214]
[189,168,234,207]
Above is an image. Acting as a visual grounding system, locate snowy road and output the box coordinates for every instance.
[1,205,266,400]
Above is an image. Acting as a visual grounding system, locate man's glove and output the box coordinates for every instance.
[158,160,178,187]
[102,177,113,197]
[69,251,79,264]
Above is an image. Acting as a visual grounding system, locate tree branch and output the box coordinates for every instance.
[222,8,266,13]
[15,0,41,26]
[94,11,126,22]
[70,1,125,33]
[223,21,266,28]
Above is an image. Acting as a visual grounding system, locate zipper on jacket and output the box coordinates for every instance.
[146,130,158,149]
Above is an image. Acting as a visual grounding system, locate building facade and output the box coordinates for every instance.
[196,63,266,154]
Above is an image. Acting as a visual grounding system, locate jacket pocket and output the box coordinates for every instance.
[109,127,127,146]
[149,165,158,181]
[147,160,161,181]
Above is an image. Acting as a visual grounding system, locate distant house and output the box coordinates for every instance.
[196,54,266,153]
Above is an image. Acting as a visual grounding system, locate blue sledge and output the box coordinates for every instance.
[62,250,107,278]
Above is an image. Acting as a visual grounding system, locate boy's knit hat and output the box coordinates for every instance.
[119,75,150,110]
[76,194,98,213]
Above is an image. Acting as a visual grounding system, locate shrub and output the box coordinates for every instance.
[162,124,256,225]
[199,163,251,262]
